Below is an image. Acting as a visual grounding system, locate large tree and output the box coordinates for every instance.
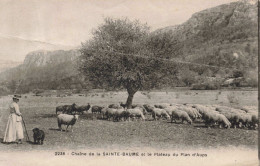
[79,18,178,108]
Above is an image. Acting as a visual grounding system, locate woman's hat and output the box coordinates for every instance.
[13,97,19,100]
[13,94,21,100]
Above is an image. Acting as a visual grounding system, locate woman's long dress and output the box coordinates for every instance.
[3,102,24,142]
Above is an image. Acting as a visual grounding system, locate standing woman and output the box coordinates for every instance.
[3,96,24,144]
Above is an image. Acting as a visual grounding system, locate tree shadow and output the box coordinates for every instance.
[49,128,71,132]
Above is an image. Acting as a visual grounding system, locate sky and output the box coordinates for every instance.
[0,0,239,62]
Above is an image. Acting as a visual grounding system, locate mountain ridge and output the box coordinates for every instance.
[0,0,257,95]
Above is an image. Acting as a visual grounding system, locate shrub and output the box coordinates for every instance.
[191,80,221,90]
[244,70,258,87]
[191,83,206,90]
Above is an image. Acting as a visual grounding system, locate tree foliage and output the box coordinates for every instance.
[79,18,179,107]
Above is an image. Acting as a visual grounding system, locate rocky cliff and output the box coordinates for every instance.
[23,50,80,67]
[0,49,89,94]
[149,0,257,70]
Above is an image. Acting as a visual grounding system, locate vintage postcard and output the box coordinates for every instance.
[0,0,258,165]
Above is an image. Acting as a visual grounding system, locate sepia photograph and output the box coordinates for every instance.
[0,0,258,165]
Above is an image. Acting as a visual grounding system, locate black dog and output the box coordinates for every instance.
[32,128,45,145]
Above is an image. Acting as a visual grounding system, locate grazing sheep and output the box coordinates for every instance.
[109,103,121,109]
[154,103,171,109]
[198,106,231,129]
[240,106,257,113]
[101,106,109,119]
[106,108,117,121]
[56,105,64,114]
[120,103,147,114]
[57,114,79,132]
[179,106,201,121]
[216,106,258,129]
[215,114,231,128]
[75,103,91,114]
[56,103,77,115]
[151,108,170,121]
[171,110,192,124]
[250,114,258,129]
[238,113,258,129]
[192,104,214,116]
[164,105,180,116]
[143,104,154,113]
[91,105,104,114]
[131,104,144,109]
[133,106,147,115]
[126,108,146,121]
[119,102,127,108]
[223,112,240,128]
[113,108,128,121]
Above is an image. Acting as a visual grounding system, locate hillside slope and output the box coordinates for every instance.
[0,0,257,94]
[0,49,91,94]
[148,0,257,69]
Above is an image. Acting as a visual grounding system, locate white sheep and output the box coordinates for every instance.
[126,108,146,121]
[164,105,179,116]
[214,114,231,128]
[57,114,79,132]
[151,108,170,121]
[113,107,128,121]
[171,110,192,124]
[178,106,201,121]
[154,103,171,109]
[101,106,109,119]
[143,104,155,114]
[106,108,117,121]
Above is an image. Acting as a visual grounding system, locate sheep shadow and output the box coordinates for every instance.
[49,128,61,131]
[145,119,155,121]
[49,128,72,132]
[167,121,186,124]
[193,125,208,128]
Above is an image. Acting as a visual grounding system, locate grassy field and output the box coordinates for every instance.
[0,89,258,151]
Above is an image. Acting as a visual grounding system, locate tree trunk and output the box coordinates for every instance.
[126,91,136,109]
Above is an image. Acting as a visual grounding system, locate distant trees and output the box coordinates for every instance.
[7,80,17,93]
[32,89,44,96]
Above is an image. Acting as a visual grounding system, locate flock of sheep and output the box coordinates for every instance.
[56,102,258,131]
